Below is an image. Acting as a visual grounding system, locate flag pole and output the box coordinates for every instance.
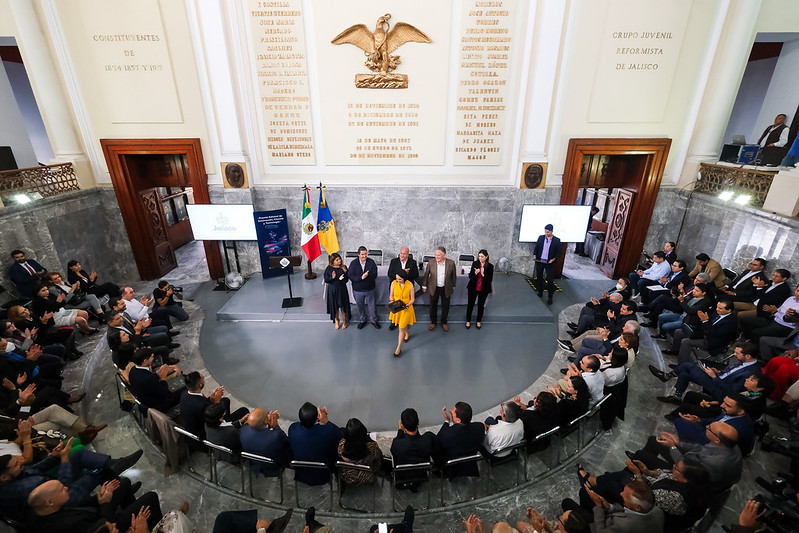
[303,184,317,280]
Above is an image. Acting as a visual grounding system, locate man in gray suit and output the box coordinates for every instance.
[422,246,456,331]
[562,478,664,533]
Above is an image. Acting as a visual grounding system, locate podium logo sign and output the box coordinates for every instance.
[331,13,431,89]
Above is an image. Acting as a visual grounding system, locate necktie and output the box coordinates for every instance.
[23,263,35,275]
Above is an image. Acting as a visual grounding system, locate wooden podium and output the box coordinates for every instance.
[269,256,304,308]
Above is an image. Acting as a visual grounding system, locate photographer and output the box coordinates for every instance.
[153,280,189,322]
[728,495,799,533]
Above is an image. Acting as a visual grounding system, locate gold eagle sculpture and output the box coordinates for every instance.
[331,13,431,88]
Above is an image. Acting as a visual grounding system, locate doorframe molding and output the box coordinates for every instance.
[560,138,672,278]
[100,138,224,280]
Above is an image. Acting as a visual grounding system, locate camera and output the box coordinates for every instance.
[166,284,183,293]
[747,477,799,533]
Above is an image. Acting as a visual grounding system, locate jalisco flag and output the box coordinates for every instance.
[300,186,321,262]
[316,184,339,254]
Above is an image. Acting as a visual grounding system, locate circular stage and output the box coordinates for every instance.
[198,273,560,431]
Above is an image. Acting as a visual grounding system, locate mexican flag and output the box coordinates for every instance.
[300,186,321,262]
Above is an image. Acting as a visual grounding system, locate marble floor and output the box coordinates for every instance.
[562,243,610,281]
[3,242,792,533]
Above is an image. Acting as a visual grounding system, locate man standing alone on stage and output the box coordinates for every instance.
[388,246,419,331]
[349,246,380,329]
[423,246,456,331]
[533,224,561,305]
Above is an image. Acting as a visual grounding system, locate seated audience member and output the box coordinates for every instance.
[512,392,559,451]
[662,282,715,342]
[547,376,590,427]
[121,286,175,332]
[513,507,590,533]
[665,372,773,422]
[0,336,63,388]
[0,438,142,518]
[240,408,292,477]
[628,421,742,492]
[651,342,761,403]
[127,347,183,414]
[211,509,294,533]
[599,348,628,388]
[759,323,799,361]
[0,406,105,449]
[8,249,47,298]
[204,402,247,463]
[109,299,177,350]
[628,251,671,296]
[664,299,738,364]
[559,355,604,407]
[27,478,161,533]
[741,285,799,343]
[737,269,792,324]
[0,368,82,416]
[287,402,343,485]
[720,258,767,312]
[641,241,677,268]
[337,417,382,486]
[2,320,67,363]
[44,272,104,322]
[482,401,524,458]
[66,259,120,298]
[640,259,689,305]
[32,283,97,336]
[671,394,755,454]
[765,364,799,419]
[562,478,664,532]
[578,459,708,533]
[107,312,174,364]
[179,371,249,443]
[763,350,799,401]
[390,407,437,471]
[642,272,708,326]
[153,280,190,321]
[566,278,630,336]
[436,401,486,477]
[560,301,638,355]
[688,253,726,288]
[7,305,80,359]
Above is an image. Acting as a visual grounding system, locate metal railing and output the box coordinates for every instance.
[0,162,80,202]
[696,162,776,207]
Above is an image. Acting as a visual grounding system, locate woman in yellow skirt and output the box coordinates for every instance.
[389,270,416,357]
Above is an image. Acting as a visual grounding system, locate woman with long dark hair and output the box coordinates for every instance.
[337,418,382,486]
[324,253,351,330]
[465,249,494,329]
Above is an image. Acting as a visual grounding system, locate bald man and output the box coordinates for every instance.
[239,408,292,477]
[387,246,419,331]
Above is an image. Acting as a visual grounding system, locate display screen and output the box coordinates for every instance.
[518,205,593,243]
[185,204,258,241]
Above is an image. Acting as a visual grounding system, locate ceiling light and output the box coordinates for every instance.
[718,191,734,201]
[734,194,750,205]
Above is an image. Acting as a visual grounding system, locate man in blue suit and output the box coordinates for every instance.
[532,224,561,305]
[672,393,755,454]
[8,249,47,298]
[240,408,292,477]
[287,402,342,486]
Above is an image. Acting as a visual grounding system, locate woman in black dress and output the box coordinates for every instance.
[466,249,493,329]
[324,253,351,330]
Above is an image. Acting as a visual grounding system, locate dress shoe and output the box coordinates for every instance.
[668,364,678,369]
[167,342,180,349]
[267,509,293,533]
[547,296,553,305]
[169,329,181,336]
[393,349,401,358]
[67,351,82,361]
[402,505,415,529]
[78,423,107,444]
[567,321,578,330]
[664,412,678,421]
[557,339,575,352]
[167,357,181,365]
[662,349,678,355]
[130,481,142,494]
[568,330,579,338]
[567,355,577,362]
[624,450,637,460]
[465,322,471,329]
[357,322,366,329]
[476,322,482,329]
[648,365,672,383]
[537,292,543,298]
[640,322,655,328]
[442,324,449,331]
[373,322,381,329]
[428,324,436,331]
[656,395,683,405]
[108,449,143,476]
[67,391,86,404]
[560,368,568,375]
[389,323,396,331]
[651,333,666,339]
[305,507,324,532]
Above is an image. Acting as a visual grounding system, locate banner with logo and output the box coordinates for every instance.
[253,209,292,279]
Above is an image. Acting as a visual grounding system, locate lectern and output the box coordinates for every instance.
[269,255,303,308]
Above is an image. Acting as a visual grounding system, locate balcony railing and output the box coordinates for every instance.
[696,162,776,208]
[0,162,81,204]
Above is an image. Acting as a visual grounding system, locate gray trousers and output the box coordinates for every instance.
[354,289,377,324]
[759,336,795,361]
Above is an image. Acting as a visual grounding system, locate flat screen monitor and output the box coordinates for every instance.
[185,204,258,241]
[518,205,593,243]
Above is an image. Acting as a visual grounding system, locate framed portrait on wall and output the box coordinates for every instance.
[222,162,249,189]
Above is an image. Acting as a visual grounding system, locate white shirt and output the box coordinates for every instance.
[483,419,523,456]
[774,296,799,328]
[642,260,671,281]
[436,261,446,287]
[760,124,789,147]
[124,297,150,321]
[732,270,758,289]
[582,371,605,407]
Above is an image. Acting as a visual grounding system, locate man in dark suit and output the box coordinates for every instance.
[287,402,342,485]
[179,371,249,445]
[240,408,292,477]
[422,246,457,331]
[390,408,437,472]
[348,246,380,329]
[651,341,761,402]
[387,247,419,331]
[204,402,245,463]
[435,401,485,477]
[127,347,183,414]
[739,271,795,340]
[8,249,47,298]
[671,393,755,454]
[532,224,561,305]
[640,259,689,304]
[516,392,559,451]
[664,299,739,364]
[719,257,767,312]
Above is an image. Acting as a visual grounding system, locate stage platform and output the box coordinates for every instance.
[216,271,553,324]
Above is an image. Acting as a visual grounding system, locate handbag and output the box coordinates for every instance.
[386,300,407,313]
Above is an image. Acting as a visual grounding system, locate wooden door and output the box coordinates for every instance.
[137,187,177,276]
[600,189,635,278]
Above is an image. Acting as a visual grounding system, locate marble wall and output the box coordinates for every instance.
[210,185,563,278]
[0,189,137,295]
[645,188,799,284]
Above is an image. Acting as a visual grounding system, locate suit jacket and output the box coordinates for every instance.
[435,421,485,476]
[466,260,494,294]
[518,408,558,450]
[755,282,792,318]
[727,271,760,302]
[711,362,761,400]
[387,256,419,284]
[128,366,181,413]
[348,257,378,292]
[287,421,343,485]
[688,258,726,288]
[664,249,678,265]
[664,270,690,290]
[206,423,242,463]
[671,441,742,492]
[423,257,457,297]
[700,313,738,355]
[8,259,47,297]
[390,430,437,466]
[240,424,292,476]
[592,504,665,533]
[533,235,562,262]
[179,391,213,441]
